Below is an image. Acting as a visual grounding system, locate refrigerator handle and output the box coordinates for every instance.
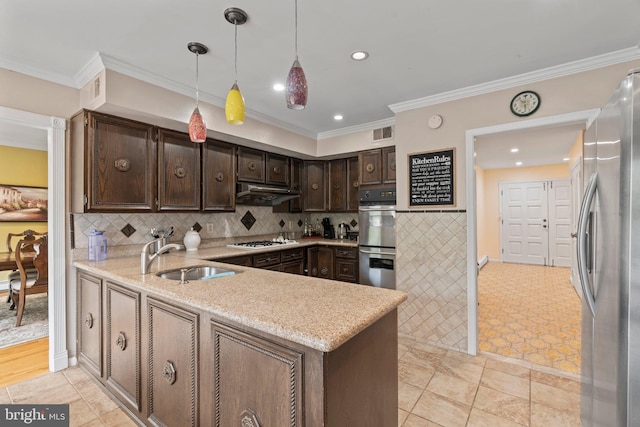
[577,172,598,318]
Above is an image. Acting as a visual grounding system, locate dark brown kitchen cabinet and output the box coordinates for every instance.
[157,128,201,211]
[280,247,305,275]
[347,156,360,212]
[382,146,396,183]
[147,298,199,427]
[328,159,347,212]
[272,157,303,213]
[203,139,236,211]
[253,252,281,269]
[303,160,327,212]
[212,321,303,426]
[335,247,359,283]
[237,146,265,183]
[266,153,289,186]
[77,272,103,378]
[217,255,253,267]
[72,110,156,212]
[307,246,334,279]
[105,282,141,414]
[359,148,382,186]
[359,146,396,187]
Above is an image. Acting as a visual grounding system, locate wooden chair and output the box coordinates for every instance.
[6,229,45,308]
[11,234,48,327]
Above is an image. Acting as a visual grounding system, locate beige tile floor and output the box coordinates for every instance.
[0,338,582,426]
[478,262,581,374]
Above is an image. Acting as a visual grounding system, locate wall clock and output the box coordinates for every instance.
[510,91,540,117]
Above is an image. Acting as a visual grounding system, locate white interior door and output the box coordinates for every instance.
[548,178,572,267]
[500,181,549,265]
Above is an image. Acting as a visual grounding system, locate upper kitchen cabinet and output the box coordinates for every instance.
[157,129,201,211]
[237,146,265,183]
[347,156,360,212]
[71,110,156,212]
[328,159,347,212]
[358,147,395,187]
[272,157,303,213]
[202,139,236,211]
[266,153,289,186]
[303,160,326,212]
[382,146,396,184]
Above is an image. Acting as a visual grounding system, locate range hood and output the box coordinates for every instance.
[235,183,300,206]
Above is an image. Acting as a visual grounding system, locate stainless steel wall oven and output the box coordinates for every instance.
[358,188,396,289]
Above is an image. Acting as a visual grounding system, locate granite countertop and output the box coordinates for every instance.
[73,240,406,353]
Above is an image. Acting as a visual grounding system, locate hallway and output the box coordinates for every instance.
[478,262,581,374]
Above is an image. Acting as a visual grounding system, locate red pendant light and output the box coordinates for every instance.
[286,0,307,109]
[187,42,208,142]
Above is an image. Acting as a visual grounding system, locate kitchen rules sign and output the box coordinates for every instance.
[409,148,455,207]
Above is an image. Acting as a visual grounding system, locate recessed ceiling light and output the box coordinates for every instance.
[273,83,285,91]
[334,114,343,121]
[510,148,519,153]
[350,50,369,61]
[563,157,570,161]
[516,161,523,166]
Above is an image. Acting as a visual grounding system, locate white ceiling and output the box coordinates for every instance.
[0,122,47,151]
[1,0,639,163]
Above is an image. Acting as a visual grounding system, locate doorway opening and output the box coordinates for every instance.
[465,109,598,374]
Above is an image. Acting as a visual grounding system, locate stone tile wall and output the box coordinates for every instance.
[396,210,468,352]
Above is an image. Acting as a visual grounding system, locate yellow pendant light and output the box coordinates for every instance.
[187,42,208,142]
[224,8,248,125]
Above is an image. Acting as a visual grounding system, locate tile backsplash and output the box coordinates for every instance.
[72,207,358,249]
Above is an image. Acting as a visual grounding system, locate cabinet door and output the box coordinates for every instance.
[281,260,305,275]
[318,246,334,280]
[382,146,396,184]
[77,272,102,378]
[237,146,265,183]
[147,298,199,427]
[85,111,156,212]
[328,159,347,212]
[289,158,303,212]
[359,149,382,186]
[105,282,141,413]
[157,128,201,211]
[335,247,359,283]
[306,246,319,277]
[303,160,326,212]
[347,156,360,212]
[212,322,303,427]
[266,153,289,186]
[203,139,236,211]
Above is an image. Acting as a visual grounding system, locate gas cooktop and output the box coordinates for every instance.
[226,240,299,250]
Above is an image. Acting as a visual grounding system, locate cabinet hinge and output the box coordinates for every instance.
[155,198,159,207]
[550,181,553,189]
[501,248,504,254]
[83,195,88,206]
[84,116,88,126]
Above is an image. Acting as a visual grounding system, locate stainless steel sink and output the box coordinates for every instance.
[156,266,238,282]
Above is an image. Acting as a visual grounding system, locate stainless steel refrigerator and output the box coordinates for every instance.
[578,69,640,426]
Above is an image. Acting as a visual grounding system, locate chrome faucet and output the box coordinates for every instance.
[141,238,184,274]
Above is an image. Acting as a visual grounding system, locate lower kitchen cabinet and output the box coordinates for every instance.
[105,282,141,415]
[77,272,103,378]
[335,246,359,283]
[147,298,199,427]
[307,245,358,282]
[211,321,303,426]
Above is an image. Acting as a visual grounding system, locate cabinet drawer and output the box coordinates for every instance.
[217,255,253,267]
[281,260,305,275]
[335,247,357,259]
[253,252,281,268]
[335,259,358,283]
[281,248,304,262]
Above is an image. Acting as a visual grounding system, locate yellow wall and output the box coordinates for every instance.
[478,163,569,260]
[0,145,48,281]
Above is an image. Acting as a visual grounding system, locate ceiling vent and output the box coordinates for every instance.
[372,126,393,142]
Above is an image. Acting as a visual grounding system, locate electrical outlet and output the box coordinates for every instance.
[206,223,214,234]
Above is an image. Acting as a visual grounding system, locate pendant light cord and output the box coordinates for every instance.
[234,21,238,82]
[294,0,298,58]
[195,52,200,107]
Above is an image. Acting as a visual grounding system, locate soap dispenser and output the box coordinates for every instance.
[183,227,201,252]
[88,229,107,261]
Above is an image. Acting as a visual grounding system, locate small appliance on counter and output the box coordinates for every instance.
[337,222,351,239]
[322,217,335,239]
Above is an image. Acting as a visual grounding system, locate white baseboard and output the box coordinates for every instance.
[477,255,489,270]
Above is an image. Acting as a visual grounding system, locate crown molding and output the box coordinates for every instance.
[0,55,78,88]
[389,46,640,113]
[317,117,395,140]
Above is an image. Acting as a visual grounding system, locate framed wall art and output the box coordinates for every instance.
[0,185,48,222]
[408,148,456,207]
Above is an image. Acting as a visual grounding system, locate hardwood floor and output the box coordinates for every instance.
[0,337,49,388]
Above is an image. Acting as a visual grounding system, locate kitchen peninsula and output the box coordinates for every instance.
[74,243,406,426]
